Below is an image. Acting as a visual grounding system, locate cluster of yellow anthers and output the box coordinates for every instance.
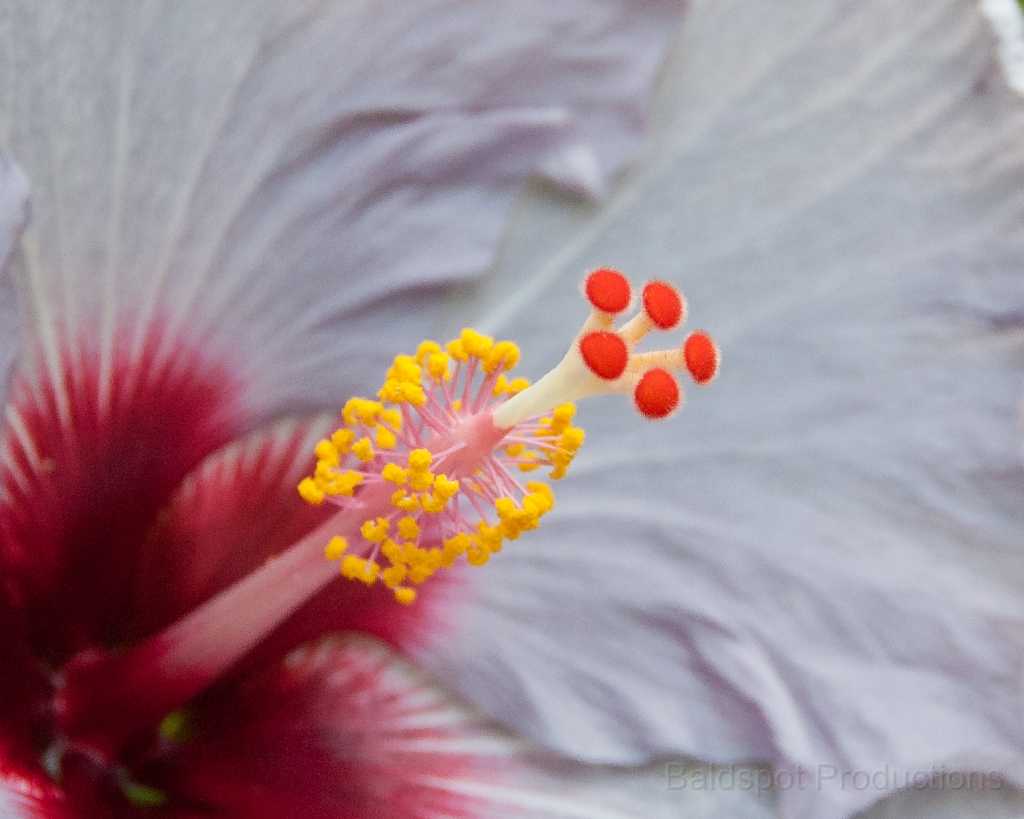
[297,328,585,605]
[299,268,718,607]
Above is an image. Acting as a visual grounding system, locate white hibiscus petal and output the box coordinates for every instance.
[418,1,1024,818]
[0,0,684,418]
[0,151,28,408]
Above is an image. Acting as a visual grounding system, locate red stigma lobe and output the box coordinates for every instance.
[684,331,719,384]
[633,368,680,418]
[584,268,631,314]
[579,331,629,380]
[642,281,685,330]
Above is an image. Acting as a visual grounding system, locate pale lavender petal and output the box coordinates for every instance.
[0,151,28,406]
[420,1,1024,818]
[0,0,684,420]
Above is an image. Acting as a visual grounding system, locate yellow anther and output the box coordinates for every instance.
[297,478,325,505]
[408,469,434,492]
[553,404,576,422]
[376,425,397,449]
[504,443,525,457]
[382,565,407,588]
[466,545,490,566]
[341,399,361,426]
[433,475,459,499]
[445,338,468,361]
[352,438,374,462]
[397,517,420,540]
[525,482,555,514]
[546,404,575,435]
[381,463,408,485]
[381,538,403,562]
[408,564,433,584]
[522,494,548,517]
[392,489,421,512]
[394,587,417,605]
[559,428,585,451]
[382,408,402,429]
[408,449,433,471]
[324,470,363,497]
[460,328,494,360]
[358,562,380,585]
[361,517,390,544]
[386,355,422,384]
[404,542,425,563]
[477,521,505,552]
[482,340,520,374]
[494,498,538,540]
[343,398,384,427]
[551,449,574,467]
[444,533,471,556]
[341,555,366,579]
[416,340,443,366]
[427,352,451,381]
[331,428,355,453]
[314,439,340,467]
[526,481,554,502]
[379,379,426,406]
[324,536,348,560]
[421,496,444,514]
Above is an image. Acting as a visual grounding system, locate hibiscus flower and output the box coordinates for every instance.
[5,1,1024,819]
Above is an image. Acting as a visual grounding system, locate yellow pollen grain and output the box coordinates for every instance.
[394,587,417,605]
[461,328,494,360]
[314,439,340,467]
[408,449,432,471]
[352,438,374,462]
[408,470,434,492]
[392,489,420,512]
[415,340,442,364]
[297,477,325,505]
[376,426,397,449]
[331,428,355,453]
[324,536,348,560]
[382,565,407,588]
[397,517,420,539]
[445,338,468,361]
[427,353,450,380]
[361,517,390,543]
[382,463,408,485]
[482,340,519,374]
[341,555,365,578]
[324,470,363,497]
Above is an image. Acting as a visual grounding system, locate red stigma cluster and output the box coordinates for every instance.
[578,268,719,419]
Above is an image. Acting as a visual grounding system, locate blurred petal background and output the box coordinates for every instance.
[2,1,1024,818]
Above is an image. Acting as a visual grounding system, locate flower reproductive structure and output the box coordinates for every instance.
[298,268,719,604]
